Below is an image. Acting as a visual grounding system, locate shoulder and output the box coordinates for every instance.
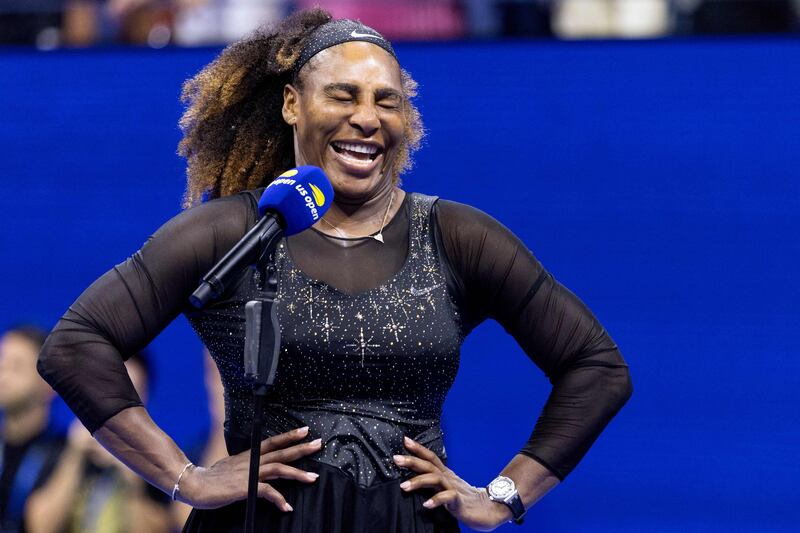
[432,198,524,249]
[133,189,263,272]
[434,198,498,225]
[184,189,260,225]
[149,189,260,243]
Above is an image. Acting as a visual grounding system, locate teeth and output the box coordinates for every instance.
[337,150,373,165]
[334,141,378,155]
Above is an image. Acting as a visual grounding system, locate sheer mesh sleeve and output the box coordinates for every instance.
[433,200,633,480]
[38,193,258,433]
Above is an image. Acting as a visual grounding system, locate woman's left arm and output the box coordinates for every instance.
[394,200,632,530]
[395,437,557,530]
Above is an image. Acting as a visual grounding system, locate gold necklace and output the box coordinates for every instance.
[319,190,395,244]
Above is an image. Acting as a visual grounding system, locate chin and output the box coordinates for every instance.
[330,174,386,200]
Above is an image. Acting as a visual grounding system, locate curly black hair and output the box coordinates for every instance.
[178,7,424,208]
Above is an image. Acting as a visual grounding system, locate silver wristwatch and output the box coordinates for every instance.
[486,475,526,525]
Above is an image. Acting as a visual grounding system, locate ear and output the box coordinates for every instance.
[282,84,300,126]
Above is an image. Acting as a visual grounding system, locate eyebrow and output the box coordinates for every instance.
[323,83,403,100]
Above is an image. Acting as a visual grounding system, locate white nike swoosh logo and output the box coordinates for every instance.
[409,284,442,297]
[351,30,379,39]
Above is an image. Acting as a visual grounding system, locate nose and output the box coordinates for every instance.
[349,102,380,137]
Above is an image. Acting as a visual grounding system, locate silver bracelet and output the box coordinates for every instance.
[171,461,194,501]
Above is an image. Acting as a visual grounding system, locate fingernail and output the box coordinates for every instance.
[284,503,293,512]
[423,499,433,508]
[404,436,413,446]
[393,454,404,463]
[297,426,309,435]
[306,472,319,480]
[400,481,410,490]
[311,438,322,447]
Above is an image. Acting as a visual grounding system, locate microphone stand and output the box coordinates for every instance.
[190,221,284,533]
[243,244,282,533]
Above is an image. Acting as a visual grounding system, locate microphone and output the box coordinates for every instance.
[190,166,333,308]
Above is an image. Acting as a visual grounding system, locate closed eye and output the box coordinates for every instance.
[324,84,357,102]
[378,97,401,110]
[375,88,402,110]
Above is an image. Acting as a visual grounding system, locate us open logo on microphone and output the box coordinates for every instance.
[309,184,325,206]
[295,182,322,221]
[274,168,326,221]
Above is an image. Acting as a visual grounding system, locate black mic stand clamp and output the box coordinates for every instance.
[243,251,281,533]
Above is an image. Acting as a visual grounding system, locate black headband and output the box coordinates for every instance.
[292,19,397,78]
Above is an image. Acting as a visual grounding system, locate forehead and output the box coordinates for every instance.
[0,333,38,362]
[302,41,402,90]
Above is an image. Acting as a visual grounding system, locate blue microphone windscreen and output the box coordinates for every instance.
[258,166,334,236]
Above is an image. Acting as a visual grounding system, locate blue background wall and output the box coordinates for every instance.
[1,38,798,531]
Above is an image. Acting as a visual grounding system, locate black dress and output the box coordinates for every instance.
[38,189,632,533]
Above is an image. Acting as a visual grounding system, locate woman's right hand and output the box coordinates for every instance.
[178,426,321,511]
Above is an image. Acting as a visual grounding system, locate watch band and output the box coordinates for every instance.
[504,492,525,525]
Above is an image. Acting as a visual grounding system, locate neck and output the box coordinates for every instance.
[2,402,48,445]
[321,182,405,236]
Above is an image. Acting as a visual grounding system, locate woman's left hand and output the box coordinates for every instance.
[393,436,513,532]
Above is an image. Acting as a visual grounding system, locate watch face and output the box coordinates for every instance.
[488,476,515,499]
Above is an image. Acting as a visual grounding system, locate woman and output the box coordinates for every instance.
[38,8,632,532]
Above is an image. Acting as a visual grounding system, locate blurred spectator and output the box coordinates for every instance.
[497,0,553,37]
[690,0,797,34]
[59,0,284,47]
[2,0,799,48]
[61,1,100,46]
[0,1,64,47]
[552,0,672,38]
[463,0,552,38]
[25,351,171,533]
[0,325,63,533]
[170,349,227,530]
[0,0,171,47]
[173,0,285,45]
[61,0,175,46]
[295,0,465,40]
[107,0,174,46]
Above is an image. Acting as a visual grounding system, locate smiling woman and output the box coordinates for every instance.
[37,7,632,533]
[282,40,406,203]
[178,9,422,210]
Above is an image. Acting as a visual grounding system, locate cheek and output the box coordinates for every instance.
[383,114,406,146]
[16,372,39,393]
[0,374,26,401]
[304,104,344,131]
[300,111,340,149]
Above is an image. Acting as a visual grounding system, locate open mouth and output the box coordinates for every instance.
[330,140,383,166]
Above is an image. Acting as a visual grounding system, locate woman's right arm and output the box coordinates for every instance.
[94,408,320,509]
[37,193,320,510]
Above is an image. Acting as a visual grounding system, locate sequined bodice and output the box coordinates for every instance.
[189,194,463,488]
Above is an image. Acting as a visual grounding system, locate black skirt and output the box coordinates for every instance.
[182,458,461,533]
